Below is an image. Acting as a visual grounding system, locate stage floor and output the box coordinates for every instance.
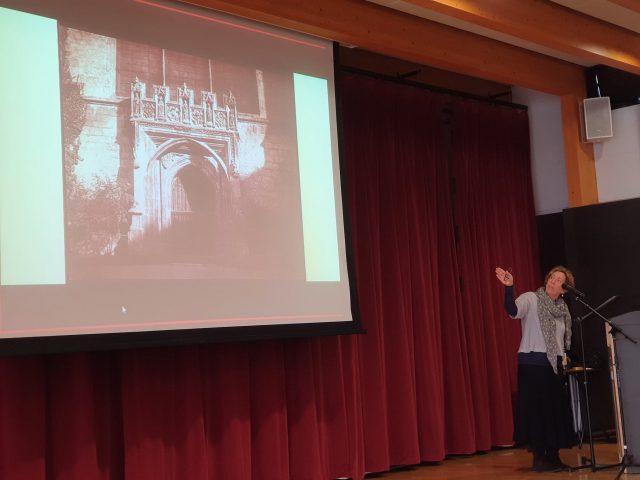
[364,442,636,479]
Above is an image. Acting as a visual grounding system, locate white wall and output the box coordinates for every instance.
[511,87,569,215]
[512,89,640,212]
[594,104,640,203]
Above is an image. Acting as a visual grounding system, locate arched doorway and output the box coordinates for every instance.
[170,163,221,258]
[130,138,230,263]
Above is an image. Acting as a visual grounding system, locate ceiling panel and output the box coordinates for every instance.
[366,0,640,72]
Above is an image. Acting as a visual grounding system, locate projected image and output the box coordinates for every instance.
[60,27,305,281]
[1,0,355,347]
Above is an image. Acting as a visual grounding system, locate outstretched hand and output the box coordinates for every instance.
[495,267,513,286]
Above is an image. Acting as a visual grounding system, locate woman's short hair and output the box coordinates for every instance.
[544,265,575,288]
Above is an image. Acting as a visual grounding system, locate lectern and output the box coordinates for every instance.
[606,311,640,474]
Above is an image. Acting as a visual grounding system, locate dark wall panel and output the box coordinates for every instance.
[564,198,640,318]
[563,197,640,434]
[536,211,566,279]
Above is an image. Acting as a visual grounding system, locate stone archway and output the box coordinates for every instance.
[129,137,229,258]
[125,77,267,262]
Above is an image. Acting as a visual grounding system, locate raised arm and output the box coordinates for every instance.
[495,267,517,316]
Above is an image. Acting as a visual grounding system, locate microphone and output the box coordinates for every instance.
[562,283,586,298]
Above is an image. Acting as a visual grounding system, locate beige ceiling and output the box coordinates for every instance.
[366,0,640,73]
[550,0,640,34]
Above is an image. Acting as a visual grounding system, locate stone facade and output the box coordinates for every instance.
[61,27,302,273]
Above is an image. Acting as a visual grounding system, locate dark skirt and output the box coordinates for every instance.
[514,361,577,450]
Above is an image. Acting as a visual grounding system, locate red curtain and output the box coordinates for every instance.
[449,99,541,449]
[0,73,539,480]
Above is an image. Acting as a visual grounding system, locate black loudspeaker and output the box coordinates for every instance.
[581,97,613,142]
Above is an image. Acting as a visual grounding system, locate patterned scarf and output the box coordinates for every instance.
[535,287,571,374]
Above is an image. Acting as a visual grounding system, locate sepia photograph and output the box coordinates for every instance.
[60,26,306,281]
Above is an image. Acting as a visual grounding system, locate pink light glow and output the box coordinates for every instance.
[134,0,326,50]
[1,313,344,336]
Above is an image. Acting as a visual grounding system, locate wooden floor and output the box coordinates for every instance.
[364,442,636,479]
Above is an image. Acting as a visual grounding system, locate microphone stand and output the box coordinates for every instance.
[569,294,635,478]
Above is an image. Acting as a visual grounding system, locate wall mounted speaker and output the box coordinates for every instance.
[582,96,613,142]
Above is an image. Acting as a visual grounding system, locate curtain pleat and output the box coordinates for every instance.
[120,347,209,480]
[450,100,541,447]
[249,341,289,480]
[0,357,47,480]
[0,73,540,479]
[45,353,122,480]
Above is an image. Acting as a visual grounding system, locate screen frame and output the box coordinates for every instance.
[0,3,364,355]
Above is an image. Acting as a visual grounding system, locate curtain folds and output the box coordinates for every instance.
[0,73,540,480]
[449,99,541,449]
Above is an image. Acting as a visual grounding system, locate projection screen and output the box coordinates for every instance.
[0,0,362,354]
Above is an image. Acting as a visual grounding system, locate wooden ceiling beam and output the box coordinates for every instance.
[180,0,586,96]
[180,0,598,206]
[401,0,640,76]
[608,0,640,16]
